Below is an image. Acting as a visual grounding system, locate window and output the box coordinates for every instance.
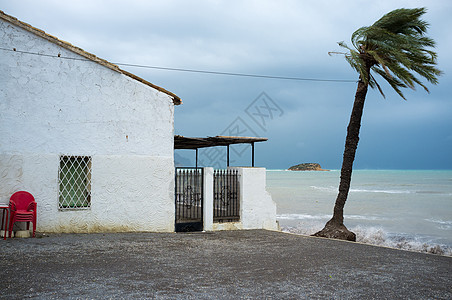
[58,156,92,209]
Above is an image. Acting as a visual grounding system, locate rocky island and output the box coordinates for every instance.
[288,163,329,171]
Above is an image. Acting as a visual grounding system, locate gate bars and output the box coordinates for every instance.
[175,168,203,232]
[175,168,241,231]
[213,169,240,223]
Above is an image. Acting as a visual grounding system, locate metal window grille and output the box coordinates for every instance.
[213,169,240,222]
[58,156,92,209]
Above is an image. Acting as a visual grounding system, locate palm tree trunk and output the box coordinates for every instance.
[313,67,370,241]
[330,75,369,225]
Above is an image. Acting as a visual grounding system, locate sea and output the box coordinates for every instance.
[266,169,452,256]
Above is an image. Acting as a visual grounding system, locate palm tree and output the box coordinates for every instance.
[314,8,442,241]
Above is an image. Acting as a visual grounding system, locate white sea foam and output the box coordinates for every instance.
[277,213,330,220]
[281,223,452,256]
[310,186,337,192]
[352,225,452,256]
[424,218,452,230]
[281,221,324,236]
[350,188,412,194]
[277,214,386,221]
[346,214,387,221]
[310,186,413,194]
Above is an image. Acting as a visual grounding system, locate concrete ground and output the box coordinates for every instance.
[0,230,451,299]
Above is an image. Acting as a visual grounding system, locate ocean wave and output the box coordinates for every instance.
[352,226,452,256]
[414,190,446,194]
[309,186,452,195]
[277,213,386,221]
[281,224,452,257]
[309,185,413,194]
[310,186,337,192]
[424,218,452,230]
[277,213,331,220]
[346,214,387,221]
[350,188,412,194]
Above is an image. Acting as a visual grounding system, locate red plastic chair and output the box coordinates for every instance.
[9,191,37,238]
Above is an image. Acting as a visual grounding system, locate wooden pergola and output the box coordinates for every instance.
[174,135,268,168]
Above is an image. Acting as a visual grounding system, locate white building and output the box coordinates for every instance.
[0,11,278,234]
[0,11,180,233]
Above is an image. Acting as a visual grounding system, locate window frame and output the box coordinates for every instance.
[58,155,92,210]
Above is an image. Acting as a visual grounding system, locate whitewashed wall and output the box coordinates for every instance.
[0,18,175,232]
[237,167,278,230]
[205,167,278,231]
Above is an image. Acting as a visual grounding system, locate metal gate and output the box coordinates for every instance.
[214,169,240,222]
[175,168,203,232]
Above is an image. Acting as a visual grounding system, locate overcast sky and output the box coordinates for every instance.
[2,0,451,169]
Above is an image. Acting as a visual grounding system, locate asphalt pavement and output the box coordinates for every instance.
[1,230,451,299]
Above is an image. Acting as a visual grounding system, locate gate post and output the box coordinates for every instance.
[203,167,214,231]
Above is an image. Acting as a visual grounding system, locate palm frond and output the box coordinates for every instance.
[373,67,407,100]
[337,7,441,100]
[369,73,386,98]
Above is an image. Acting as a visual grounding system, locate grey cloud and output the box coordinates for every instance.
[2,0,451,169]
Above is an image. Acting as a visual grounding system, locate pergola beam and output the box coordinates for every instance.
[174,135,267,168]
[174,135,267,150]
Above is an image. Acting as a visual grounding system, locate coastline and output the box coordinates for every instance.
[267,169,452,257]
[281,225,452,256]
[281,229,452,257]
